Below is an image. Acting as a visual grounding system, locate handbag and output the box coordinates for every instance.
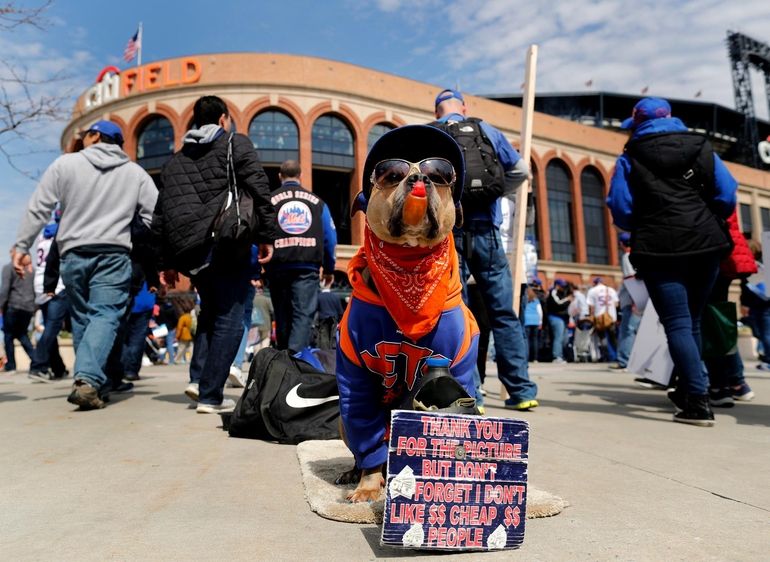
[210,133,258,246]
[701,301,738,359]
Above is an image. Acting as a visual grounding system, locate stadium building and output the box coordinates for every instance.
[62,53,770,288]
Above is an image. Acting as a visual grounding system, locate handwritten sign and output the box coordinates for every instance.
[381,410,529,551]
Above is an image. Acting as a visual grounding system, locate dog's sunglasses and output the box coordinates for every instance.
[371,158,456,190]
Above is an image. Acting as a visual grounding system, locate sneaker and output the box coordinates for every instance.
[227,365,245,388]
[667,387,685,412]
[479,388,487,397]
[123,373,141,382]
[504,398,539,411]
[757,363,770,371]
[184,382,200,402]
[67,380,106,410]
[196,398,236,414]
[51,370,70,380]
[608,363,626,370]
[112,381,135,393]
[672,394,715,427]
[552,358,566,364]
[731,383,755,401]
[708,387,735,408]
[28,370,52,383]
[635,377,668,390]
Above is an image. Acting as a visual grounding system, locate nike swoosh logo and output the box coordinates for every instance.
[286,384,339,409]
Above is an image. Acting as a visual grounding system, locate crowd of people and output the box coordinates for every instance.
[0,92,762,428]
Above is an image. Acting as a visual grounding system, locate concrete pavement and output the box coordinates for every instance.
[1,360,768,561]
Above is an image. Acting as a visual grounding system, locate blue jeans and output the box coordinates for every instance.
[3,308,35,371]
[642,254,720,395]
[122,309,153,376]
[269,269,320,353]
[161,329,176,364]
[454,226,537,402]
[616,304,641,367]
[233,284,256,368]
[30,293,69,375]
[525,326,539,361]
[548,315,566,360]
[60,250,132,388]
[190,266,250,405]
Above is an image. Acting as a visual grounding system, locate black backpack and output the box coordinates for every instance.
[432,117,505,212]
[227,348,340,443]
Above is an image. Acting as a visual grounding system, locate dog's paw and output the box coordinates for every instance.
[335,466,361,486]
[346,471,385,503]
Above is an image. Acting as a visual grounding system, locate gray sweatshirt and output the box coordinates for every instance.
[0,263,35,313]
[15,143,158,256]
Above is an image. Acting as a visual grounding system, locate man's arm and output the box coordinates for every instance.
[710,154,738,219]
[607,155,634,231]
[135,169,159,229]
[481,121,528,195]
[15,159,62,255]
[232,134,279,243]
[321,204,337,279]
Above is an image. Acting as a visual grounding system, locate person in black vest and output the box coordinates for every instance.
[266,160,337,353]
[430,89,538,411]
[608,97,737,426]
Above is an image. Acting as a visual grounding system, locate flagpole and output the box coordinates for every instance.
[137,22,143,67]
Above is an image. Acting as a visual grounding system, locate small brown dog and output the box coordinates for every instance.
[335,125,479,502]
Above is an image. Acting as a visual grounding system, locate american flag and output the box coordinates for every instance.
[123,28,141,62]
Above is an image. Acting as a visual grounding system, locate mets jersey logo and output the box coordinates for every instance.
[278,201,312,235]
[361,341,449,405]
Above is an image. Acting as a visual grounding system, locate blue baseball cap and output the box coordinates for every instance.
[618,232,631,245]
[620,97,672,130]
[593,277,603,284]
[435,89,464,109]
[554,278,568,288]
[84,120,124,145]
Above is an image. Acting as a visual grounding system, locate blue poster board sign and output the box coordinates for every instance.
[381,410,529,551]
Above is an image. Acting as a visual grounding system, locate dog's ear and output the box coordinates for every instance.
[351,191,368,217]
[454,204,463,229]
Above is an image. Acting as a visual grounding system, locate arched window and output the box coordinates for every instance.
[546,159,575,262]
[312,114,354,168]
[136,116,174,171]
[367,122,394,150]
[581,167,609,264]
[248,110,299,164]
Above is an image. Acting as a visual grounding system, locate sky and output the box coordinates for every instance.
[2,0,770,255]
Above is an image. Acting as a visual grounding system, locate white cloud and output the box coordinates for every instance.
[378,0,770,119]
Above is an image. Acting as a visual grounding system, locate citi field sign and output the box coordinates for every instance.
[760,137,770,165]
[84,58,202,109]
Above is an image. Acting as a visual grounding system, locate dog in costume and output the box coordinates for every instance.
[336,125,479,503]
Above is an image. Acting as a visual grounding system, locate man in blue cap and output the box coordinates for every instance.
[13,119,158,410]
[431,89,538,410]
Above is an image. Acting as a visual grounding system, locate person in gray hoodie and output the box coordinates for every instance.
[13,120,158,410]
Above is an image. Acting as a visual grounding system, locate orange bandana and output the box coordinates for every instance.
[348,225,463,340]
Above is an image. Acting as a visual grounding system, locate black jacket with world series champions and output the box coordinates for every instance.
[267,181,327,272]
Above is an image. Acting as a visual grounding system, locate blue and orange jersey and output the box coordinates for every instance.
[336,242,479,470]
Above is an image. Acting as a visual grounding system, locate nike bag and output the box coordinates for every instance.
[227,347,340,443]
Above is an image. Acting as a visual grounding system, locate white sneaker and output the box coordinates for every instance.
[184,382,199,402]
[552,357,566,364]
[227,365,245,388]
[196,398,236,414]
